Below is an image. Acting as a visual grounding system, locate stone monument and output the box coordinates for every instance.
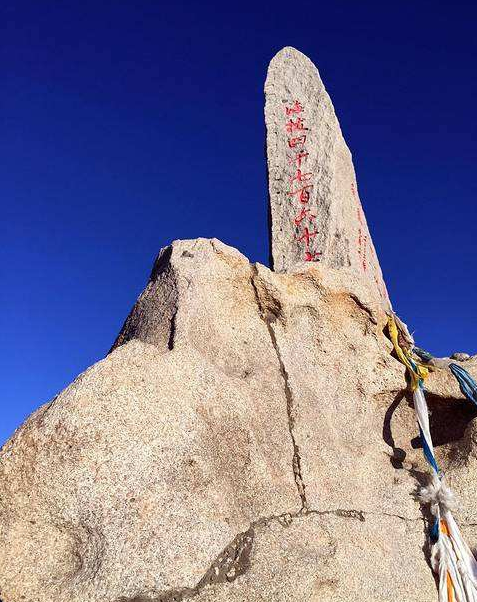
[0,47,476,602]
[265,47,389,308]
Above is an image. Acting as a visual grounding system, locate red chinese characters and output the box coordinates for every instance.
[285,100,304,115]
[293,207,316,226]
[351,182,367,271]
[350,182,387,300]
[285,117,308,134]
[288,135,307,149]
[290,169,313,185]
[289,184,312,204]
[285,100,321,262]
[288,151,308,167]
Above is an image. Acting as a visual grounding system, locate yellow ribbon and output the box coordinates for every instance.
[387,315,430,390]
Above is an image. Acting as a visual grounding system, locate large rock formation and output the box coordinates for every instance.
[1,48,476,602]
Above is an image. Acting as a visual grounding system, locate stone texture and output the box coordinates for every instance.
[0,240,301,602]
[425,355,477,399]
[2,47,477,602]
[188,513,434,602]
[265,47,390,309]
[2,237,477,602]
[451,352,471,361]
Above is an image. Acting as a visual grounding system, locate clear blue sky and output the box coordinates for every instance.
[2,1,477,445]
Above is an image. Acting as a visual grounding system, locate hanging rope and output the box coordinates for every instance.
[388,313,477,602]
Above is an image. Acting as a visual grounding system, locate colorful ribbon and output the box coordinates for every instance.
[388,314,477,602]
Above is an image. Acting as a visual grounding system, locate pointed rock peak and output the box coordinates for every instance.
[265,47,390,308]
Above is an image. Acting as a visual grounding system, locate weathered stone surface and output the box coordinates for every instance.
[2,47,477,602]
[0,240,301,602]
[3,237,477,602]
[425,355,477,399]
[188,513,435,602]
[265,47,390,309]
[451,352,471,361]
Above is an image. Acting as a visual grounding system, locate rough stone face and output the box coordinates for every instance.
[1,47,477,602]
[265,47,390,309]
[2,237,477,602]
[451,352,471,361]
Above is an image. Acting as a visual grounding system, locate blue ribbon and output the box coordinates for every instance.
[450,363,477,406]
[418,424,440,475]
[430,517,440,543]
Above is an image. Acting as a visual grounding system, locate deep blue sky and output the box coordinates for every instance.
[2,1,477,444]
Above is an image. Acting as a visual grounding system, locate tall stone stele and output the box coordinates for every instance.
[265,47,389,308]
[1,47,476,602]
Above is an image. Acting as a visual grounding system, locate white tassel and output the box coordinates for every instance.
[419,476,455,517]
[413,387,436,459]
[413,386,477,601]
[422,484,477,601]
[438,545,449,602]
[390,316,477,601]
[445,512,477,587]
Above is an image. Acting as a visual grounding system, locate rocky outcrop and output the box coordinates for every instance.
[1,237,476,602]
[1,47,477,602]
